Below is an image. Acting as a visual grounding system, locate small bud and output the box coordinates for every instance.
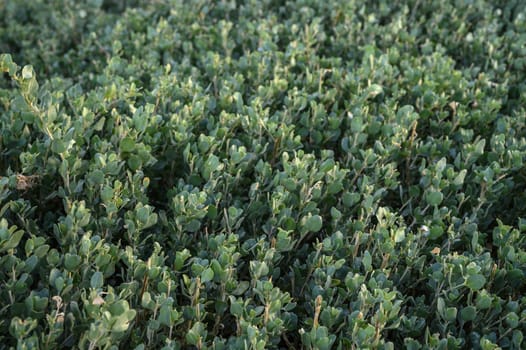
[419,225,430,237]
[92,296,105,306]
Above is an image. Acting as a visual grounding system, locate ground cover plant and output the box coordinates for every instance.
[1,0,526,348]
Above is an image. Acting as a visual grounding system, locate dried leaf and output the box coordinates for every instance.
[16,174,39,191]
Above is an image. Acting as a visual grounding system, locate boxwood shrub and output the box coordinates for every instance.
[1,0,525,349]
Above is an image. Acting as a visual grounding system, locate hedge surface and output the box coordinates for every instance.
[1,0,525,349]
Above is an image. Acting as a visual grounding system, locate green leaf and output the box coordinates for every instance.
[109,300,130,316]
[394,228,405,243]
[460,306,477,322]
[186,219,201,233]
[445,307,457,322]
[230,297,243,317]
[476,292,492,310]
[330,207,342,220]
[230,281,250,296]
[480,338,500,350]
[506,312,519,328]
[201,267,214,283]
[1,54,18,76]
[304,215,323,233]
[426,191,443,206]
[21,112,35,124]
[397,105,414,120]
[101,186,114,203]
[127,155,142,171]
[207,205,218,219]
[342,192,360,207]
[120,137,135,153]
[174,249,190,271]
[319,159,335,173]
[112,314,131,332]
[474,139,486,156]
[435,157,447,173]
[0,229,24,252]
[133,111,147,133]
[141,292,154,310]
[88,170,104,185]
[362,251,372,272]
[429,225,444,240]
[64,254,81,271]
[186,330,200,346]
[465,274,486,291]
[453,169,467,186]
[367,84,383,98]
[136,205,150,225]
[52,140,67,154]
[90,271,104,289]
[158,305,172,327]
[21,65,33,79]
[186,322,205,345]
[350,116,364,133]
[250,261,269,279]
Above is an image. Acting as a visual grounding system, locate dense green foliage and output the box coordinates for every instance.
[1,0,526,348]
